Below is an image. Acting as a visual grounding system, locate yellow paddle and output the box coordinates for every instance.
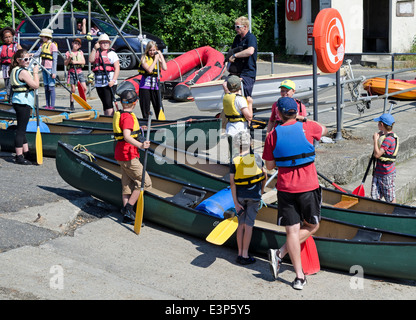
[35,89,43,165]
[157,60,166,120]
[134,112,153,234]
[206,209,243,245]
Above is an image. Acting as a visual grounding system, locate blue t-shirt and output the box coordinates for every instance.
[231,31,257,79]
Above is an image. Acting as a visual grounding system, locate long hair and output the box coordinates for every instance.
[144,41,157,57]
[9,49,28,76]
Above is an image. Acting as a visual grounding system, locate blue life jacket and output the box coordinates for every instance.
[273,121,315,167]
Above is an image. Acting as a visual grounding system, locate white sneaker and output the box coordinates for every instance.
[268,249,281,280]
[292,277,307,290]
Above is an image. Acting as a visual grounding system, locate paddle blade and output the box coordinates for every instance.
[206,216,238,245]
[158,108,166,121]
[36,126,43,165]
[352,184,365,197]
[72,93,92,110]
[301,236,320,275]
[134,191,144,234]
[77,81,87,101]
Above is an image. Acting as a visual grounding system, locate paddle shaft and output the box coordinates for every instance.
[156,59,165,120]
[317,171,347,193]
[361,156,374,184]
[140,112,153,190]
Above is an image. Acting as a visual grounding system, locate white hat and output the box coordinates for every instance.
[39,28,53,38]
[98,33,111,43]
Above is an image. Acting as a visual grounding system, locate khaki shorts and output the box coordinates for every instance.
[118,157,152,195]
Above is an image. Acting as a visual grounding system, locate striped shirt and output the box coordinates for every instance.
[374,134,397,176]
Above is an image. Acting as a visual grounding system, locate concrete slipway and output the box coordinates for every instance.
[0,62,415,305]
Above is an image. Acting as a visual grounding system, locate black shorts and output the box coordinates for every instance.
[277,187,322,226]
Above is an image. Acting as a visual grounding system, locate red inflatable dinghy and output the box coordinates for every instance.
[116,46,225,102]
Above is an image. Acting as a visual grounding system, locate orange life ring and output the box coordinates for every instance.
[313,8,345,74]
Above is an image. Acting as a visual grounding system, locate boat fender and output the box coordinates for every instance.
[26,120,50,133]
[195,187,234,218]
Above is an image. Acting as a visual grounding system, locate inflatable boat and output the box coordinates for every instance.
[116,46,225,102]
[363,77,416,100]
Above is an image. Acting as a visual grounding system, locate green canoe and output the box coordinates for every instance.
[0,116,222,158]
[0,102,222,150]
[56,141,416,281]
[141,141,416,235]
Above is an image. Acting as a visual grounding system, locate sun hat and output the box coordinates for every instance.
[39,28,53,38]
[279,79,296,91]
[226,75,241,92]
[277,97,298,114]
[98,33,111,43]
[374,113,395,126]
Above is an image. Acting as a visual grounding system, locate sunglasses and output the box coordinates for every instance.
[18,57,30,62]
[235,25,245,29]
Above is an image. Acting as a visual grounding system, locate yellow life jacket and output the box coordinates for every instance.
[233,153,265,186]
[10,67,33,93]
[223,93,247,122]
[112,111,141,141]
[40,41,58,61]
[378,132,399,163]
[69,50,85,70]
[138,55,158,76]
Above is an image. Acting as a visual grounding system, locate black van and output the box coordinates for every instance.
[16,12,167,70]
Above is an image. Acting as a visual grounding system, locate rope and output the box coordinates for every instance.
[193,48,203,68]
[172,59,183,81]
[72,144,96,162]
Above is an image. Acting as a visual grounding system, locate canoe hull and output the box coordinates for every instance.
[56,141,416,281]
[141,141,416,236]
[363,77,416,100]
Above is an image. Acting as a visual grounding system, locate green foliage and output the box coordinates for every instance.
[0,0,282,55]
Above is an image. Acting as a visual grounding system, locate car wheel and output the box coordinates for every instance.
[118,49,137,70]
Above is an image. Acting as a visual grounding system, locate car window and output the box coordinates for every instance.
[92,19,116,36]
[49,14,72,34]
[19,19,45,33]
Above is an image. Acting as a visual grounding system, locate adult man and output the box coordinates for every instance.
[224,16,257,99]
[262,97,327,290]
[266,79,308,133]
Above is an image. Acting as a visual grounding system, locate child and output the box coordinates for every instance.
[89,33,120,116]
[222,75,253,158]
[33,28,57,109]
[113,89,152,224]
[223,75,253,136]
[0,27,22,102]
[230,131,266,265]
[64,38,87,110]
[371,113,399,203]
[138,41,167,119]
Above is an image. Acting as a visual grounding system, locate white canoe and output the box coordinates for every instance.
[190,71,338,112]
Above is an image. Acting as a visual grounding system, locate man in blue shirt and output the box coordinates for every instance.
[226,16,257,99]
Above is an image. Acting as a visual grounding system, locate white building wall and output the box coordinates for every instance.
[284,0,416,55]
[285,0,363,55]
[391,0,416,52]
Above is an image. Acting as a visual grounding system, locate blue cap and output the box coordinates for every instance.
[374,113,395,126]
[277,97,297,114]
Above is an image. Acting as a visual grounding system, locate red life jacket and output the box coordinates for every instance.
[1,43,17,65]
[92,49,115,73]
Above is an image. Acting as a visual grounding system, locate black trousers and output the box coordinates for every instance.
[12,103,31,148]
[96,85,117,111]
[139,88,160,119]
